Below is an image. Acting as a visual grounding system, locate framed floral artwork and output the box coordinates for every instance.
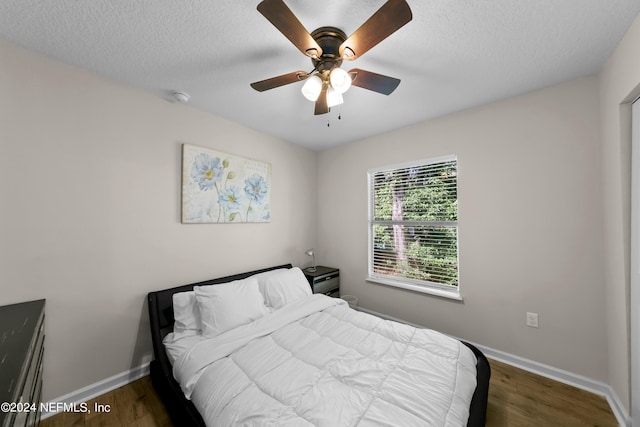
[181,144,271,223]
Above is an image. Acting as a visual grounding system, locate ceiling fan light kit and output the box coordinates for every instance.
[301,75,323,101]
[326,86,344,108]
[251,0,412,115]
[329,68,352,94]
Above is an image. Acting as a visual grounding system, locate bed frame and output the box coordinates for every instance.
[147,264,490,426]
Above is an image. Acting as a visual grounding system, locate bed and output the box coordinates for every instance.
[147,264,490,426]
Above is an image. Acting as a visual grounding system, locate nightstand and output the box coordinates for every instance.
[302,266,339,297]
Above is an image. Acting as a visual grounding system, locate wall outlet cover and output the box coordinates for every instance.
[526,312,539,328]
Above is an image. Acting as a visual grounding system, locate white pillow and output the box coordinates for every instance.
[172,291,201,339]
[194,276,269,338]
[261,267,312,310]
[252,268,287,304]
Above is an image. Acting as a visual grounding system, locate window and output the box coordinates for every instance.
[367,155,460,299]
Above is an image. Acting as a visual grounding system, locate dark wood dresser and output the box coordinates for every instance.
[0,300,45,427]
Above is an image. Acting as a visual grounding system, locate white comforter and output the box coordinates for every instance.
[172,295,477,427]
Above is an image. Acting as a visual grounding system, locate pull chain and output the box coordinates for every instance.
[326,110,343,128]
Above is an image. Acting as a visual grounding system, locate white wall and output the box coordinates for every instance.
[0,39,317,401]
[317,77,608,381]
[599,11,640,414]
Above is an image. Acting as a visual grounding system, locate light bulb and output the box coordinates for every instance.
[301,75,323,101]
[326,86,344,108]
[329,68,352,94]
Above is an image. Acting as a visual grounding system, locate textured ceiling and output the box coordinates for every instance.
[1,0,639,150]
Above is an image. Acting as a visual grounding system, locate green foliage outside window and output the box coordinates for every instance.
[371,160,458,287]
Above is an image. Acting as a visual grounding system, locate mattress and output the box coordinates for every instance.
[166,294,477,427]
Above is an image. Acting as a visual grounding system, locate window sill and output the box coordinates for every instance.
[366,276,463,301]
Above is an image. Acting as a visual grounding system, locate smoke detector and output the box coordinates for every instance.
[171,91,190,104]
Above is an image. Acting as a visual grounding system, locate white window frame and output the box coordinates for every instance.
[367,155,461,300]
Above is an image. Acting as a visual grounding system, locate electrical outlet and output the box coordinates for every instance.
[526,312,539,328]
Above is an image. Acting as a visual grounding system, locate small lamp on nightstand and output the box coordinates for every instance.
[305,249,316,272]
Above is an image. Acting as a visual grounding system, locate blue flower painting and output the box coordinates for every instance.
[182,144,271,223]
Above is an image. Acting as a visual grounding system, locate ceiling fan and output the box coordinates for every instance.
[250,0,413,115]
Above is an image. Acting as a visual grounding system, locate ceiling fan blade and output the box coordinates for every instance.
[314,85,329,115]
[250,71,309,92]
[348,68,401,95]
[257,0,323,58]
[339,0,412,61]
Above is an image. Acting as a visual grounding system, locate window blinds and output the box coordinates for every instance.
[369,157,459,288]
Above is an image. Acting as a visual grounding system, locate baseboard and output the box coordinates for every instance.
[40,363,150,420]
[356,306,631,427]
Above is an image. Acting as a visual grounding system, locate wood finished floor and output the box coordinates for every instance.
[39,359,619,427]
